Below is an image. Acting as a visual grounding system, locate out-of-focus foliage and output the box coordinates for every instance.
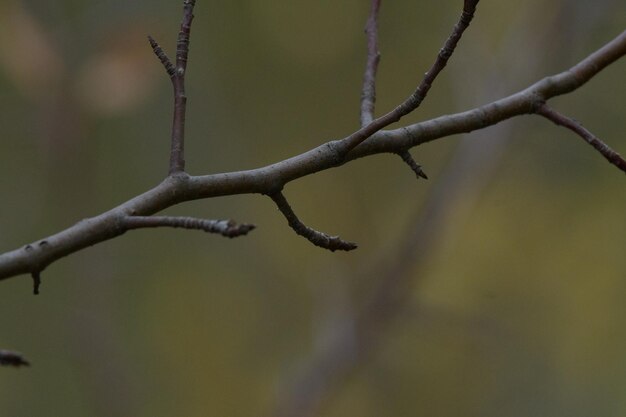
[0,0,624,416]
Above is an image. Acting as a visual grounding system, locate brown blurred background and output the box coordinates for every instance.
[0,0,625,416]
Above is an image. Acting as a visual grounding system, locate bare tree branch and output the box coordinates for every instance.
[360,0,382,127]
[398,150,428,179]
[354,29,626,159]
[339,0,480,155]
[123,216,255,237]
[169,0,196,174]
[147,35,175,78]
[0,5,623,287]
[536,103,626,174]
[269,192,357,252]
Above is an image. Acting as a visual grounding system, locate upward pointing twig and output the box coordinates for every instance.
[148,35,175,78]
[168,0,196,174]
[147,0,196,175]
[360,0,382,127]
[339,0,480,156]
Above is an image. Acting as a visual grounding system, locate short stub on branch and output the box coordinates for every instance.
[536,104,626,175]
[31,271,41,295]
[399,151,428,179]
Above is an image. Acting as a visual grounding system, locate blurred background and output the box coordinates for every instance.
[0,0,625,416]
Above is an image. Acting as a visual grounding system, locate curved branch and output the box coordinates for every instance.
[536,104,626,173]
[0,18,623,284]
[269,192,357,252]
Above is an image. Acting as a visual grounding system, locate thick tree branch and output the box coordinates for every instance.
[536,104,626,174]
[0,9,623,285]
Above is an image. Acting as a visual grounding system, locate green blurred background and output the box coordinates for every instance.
[0,0,625,416]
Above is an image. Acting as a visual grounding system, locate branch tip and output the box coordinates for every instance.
[270,192,357,252]
[0,350,30,367]
[31,271,41,295]
[399,151,428,179]
[464,0,480,13]
[147,35,175,78]
[124,216,256,238]
[360,0,382,127]
[344,0,478,153]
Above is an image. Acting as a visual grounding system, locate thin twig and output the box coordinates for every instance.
[536,104,626,174]
[169,0,196,174]
[360,0,382,127]
[269,192,357,252]
[399,150,428,179]
[339,0,480,155]
[124,216,255,238]
[0,350,30,367]
[147,35,175,78]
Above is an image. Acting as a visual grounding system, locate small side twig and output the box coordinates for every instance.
[147,35,175,78]
[360,0,382,127]
[269,192,357,252]
[0,350,30,367]
[536,104,626,174]
[399,150,428,179]
[124,216,255,238]
[339,0,480,155]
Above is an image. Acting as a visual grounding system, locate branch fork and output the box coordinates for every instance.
[0,1,622,293]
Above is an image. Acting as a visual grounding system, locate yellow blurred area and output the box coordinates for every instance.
[0,1,624,416]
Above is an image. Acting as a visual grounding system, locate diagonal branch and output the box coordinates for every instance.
[536,104,626,174]
[337,0,480,155]
[124,216,255,238]
[360,0,382,127]
[269,192,357,252]
[148,35,175,78]
[399,150,428,179]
